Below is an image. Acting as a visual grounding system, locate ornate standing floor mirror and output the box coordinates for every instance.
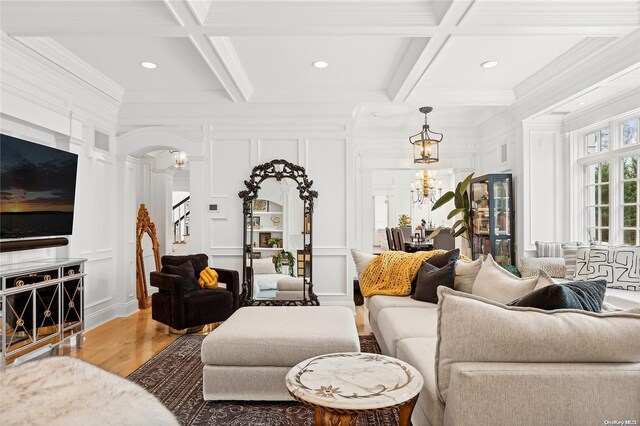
[238,159,319,306]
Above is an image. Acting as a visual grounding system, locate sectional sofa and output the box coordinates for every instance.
[364,274,640,425]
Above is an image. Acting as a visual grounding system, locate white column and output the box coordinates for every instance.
[187,156,206,254]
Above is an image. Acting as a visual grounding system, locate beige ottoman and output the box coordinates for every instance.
[201,306,360,401]
[275,277,308,300]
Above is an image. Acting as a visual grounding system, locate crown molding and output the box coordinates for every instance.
[14,36,125,103]
[208,37,254,101]
[405,88,515,106]
[514,37,618,100]
[122,90,232,104]
[512,28,640,121]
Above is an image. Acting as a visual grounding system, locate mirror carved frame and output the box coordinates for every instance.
[135,203,161,309]
[238,159,319,306]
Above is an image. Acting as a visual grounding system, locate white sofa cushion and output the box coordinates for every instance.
[201,306,360,366]
[435,287,640,403]
[367,295,435,322]
[472,254,541,304]
[453,258,482,293]
[396,338,444,426]
[587,246,640,291]
[535,241,563,257]
[376,307,438,357]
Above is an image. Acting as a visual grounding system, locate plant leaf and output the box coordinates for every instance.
[454,191,463,207]
[426,227,443,240]
[452,219,466,230]
[458,173,474,196]
[447,208,466,220]
[453,227,467,238]
[432,191,455,211]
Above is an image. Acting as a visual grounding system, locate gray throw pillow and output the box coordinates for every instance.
[508,280,606,312]
[412,261,456,303]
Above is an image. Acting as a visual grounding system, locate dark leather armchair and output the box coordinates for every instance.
[150,254,239,332]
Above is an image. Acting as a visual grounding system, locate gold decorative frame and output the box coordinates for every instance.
[136,204,161,309]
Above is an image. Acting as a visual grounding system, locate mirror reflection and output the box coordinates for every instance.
[239,159,318,306]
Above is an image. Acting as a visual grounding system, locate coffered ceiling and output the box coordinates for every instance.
[1,0,639,128]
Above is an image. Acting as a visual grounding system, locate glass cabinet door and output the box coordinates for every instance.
[492,176,511,237]
[470,180,490,260]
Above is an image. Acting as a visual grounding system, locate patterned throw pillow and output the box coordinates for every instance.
[587,246,640,291]
[562,244,580,280]
[574,246,591,281]
[535,241,563,258]
[520,257,566,279]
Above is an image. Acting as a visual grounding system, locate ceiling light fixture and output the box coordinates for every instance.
[140,61,157,69]
[409,106,443,165]
[480,61,498,69]
[169,150,188,169]
[312,61,328,69]
[577,101,587,106]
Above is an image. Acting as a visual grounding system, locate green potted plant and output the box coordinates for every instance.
[267,237,283,248]
[428,173,474,248]
[398,214,411,227]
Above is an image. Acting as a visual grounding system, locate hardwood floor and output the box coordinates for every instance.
[64,305,371,377]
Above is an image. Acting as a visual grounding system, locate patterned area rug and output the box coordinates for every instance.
[127,334,399,425]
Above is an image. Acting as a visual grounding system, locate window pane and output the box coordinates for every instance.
[585,164,597,185]
[599,129,609,151]
[586,132,598,154]
[622,119,638,146]
[623,157,637,179]
[624,205,637,227]
[624,181,637,203]
[601,207,609,227]
[623,229,638,245]
[600,228,609,243]
[600,183,609,205]
[586,207,597,227]
[600,162,609,183]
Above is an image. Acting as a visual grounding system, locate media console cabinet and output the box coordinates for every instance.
[0,258,86,366]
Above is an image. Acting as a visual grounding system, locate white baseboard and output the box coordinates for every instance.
[84,299,139,331]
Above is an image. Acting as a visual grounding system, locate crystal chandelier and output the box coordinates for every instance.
[170,150,188,169]
[410,169,442,205]
[409,106,443,164]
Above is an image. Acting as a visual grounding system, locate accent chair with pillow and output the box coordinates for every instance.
[150,254,240,332]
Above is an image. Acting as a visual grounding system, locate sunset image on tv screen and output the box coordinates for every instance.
[1,134,78,239]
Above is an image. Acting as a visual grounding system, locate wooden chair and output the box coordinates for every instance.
[385,227,396,251]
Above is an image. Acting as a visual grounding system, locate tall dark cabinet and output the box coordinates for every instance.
[469,173,515,265]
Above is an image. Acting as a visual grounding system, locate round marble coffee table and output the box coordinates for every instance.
[286,352,423,426]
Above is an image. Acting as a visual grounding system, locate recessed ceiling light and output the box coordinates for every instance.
[480,61,498,69]
[140,61,157,69]
[312,61,328,69]
[577,101,587,106]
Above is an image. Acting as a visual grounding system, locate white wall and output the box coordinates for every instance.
[206,132,354,307]
[0,34,132,330]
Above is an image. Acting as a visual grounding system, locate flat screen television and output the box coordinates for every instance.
[1,134,78,239]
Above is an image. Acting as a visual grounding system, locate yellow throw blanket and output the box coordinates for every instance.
[360,250,451,297]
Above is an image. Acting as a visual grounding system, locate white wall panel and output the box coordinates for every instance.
[307,139,347,248]
[258,138,298,164]
[527,130,557,245]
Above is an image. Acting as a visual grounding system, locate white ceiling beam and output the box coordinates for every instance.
[390,1,476,102]
[162,0,253,102]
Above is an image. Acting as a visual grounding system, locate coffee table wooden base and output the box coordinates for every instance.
[292,394,419,426]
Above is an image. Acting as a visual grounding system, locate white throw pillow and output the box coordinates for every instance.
[453,258,483,294]
[562,243,581,280]
[472,254,539,304]
[587,246,640,291]
[533,269,556,291]
[350,249,376,283]
[574,246,591,280]
[252,257,277,275]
